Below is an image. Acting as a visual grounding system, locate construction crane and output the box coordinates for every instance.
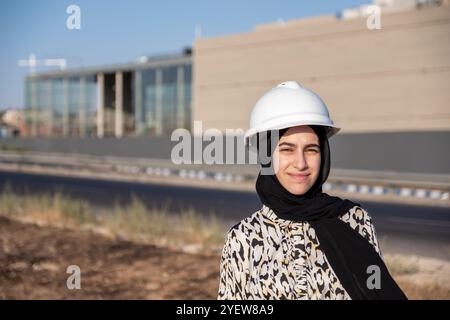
[17,53,67,74]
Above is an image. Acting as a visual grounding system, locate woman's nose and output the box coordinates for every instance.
[293,151,308,170]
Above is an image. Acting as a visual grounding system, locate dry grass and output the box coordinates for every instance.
[384,254,420,275]
[0,184,227,254]
[384,254,450,300]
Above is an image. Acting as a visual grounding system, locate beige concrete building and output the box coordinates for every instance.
[193,2,450,135]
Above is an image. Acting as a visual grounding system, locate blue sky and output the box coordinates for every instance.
[0,0,368,109]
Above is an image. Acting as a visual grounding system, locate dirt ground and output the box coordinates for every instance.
[1,215,449,300]
[0,216,220,299]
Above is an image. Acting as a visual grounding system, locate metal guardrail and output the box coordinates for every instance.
[0,151,449,202]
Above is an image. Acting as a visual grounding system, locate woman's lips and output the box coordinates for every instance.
[287,173,310,182]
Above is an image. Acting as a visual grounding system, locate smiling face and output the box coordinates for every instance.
[272,125,322,195]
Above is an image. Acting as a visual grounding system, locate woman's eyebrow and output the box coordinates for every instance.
[278,142,320,148]
[304,143,320,149]
[278,142,296,148]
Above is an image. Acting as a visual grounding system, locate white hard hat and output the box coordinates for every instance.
[244,81,340,146]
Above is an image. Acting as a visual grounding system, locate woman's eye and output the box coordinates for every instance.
[280,149,293,152]
[306,149,320,153]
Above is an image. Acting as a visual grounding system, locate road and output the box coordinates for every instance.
[1,170,449,260]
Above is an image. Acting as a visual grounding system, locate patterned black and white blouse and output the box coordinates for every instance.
[218,205,383,300]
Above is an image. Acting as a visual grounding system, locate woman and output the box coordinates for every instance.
[218,81,406,300]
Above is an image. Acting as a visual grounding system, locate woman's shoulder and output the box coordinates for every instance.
[224,206,276,243]
[227,207,265,234]
[221,206,284,263]
[339,205,380,248]
[339,205,373,226]
[220,208,265,260]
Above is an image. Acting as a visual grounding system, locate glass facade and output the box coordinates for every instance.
[52,78,64,136]
[85,76,98,136]
[34,79,45,135]
[25,75,99,137]
[23,78,34,136]
[24,56,192,137]
[137,63,191,136]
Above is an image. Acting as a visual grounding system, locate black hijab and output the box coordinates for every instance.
[255,126,407,300]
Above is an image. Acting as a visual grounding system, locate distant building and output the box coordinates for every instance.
[24,50,192,137]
